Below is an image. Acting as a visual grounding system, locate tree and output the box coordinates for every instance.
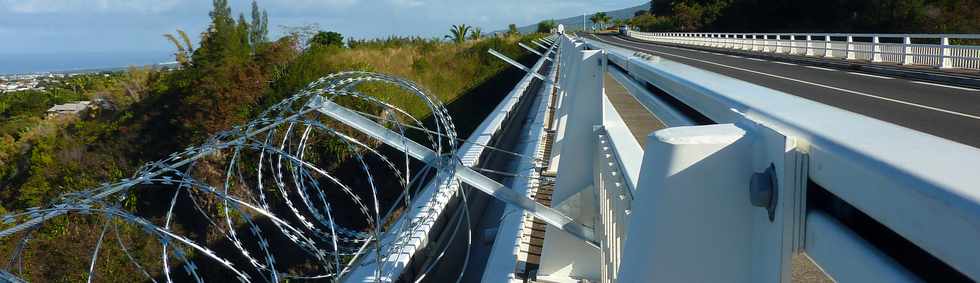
[590,12,612,30]
[468,27,483,40]
[177,0,266,142]
[445,24,472,43]
[280,23,321,50]
[651,0,674,16]
[612,19,627,28]
[209,0,231,23]
[310,31,344,47]
[507,24,519,36]
[635,10,650,17]
[249,0,269,48]
[537,20,557,33]
[630,14,677,32]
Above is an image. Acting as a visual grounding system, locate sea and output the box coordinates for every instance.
[0,51,173,75]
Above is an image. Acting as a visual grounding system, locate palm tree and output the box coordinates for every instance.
[469,27,483,40]
[591,12,611,30]
[164,29,195,66]
[445,24,472,44]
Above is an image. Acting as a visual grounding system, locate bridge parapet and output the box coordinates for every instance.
[565,33,980,282]
[626,30,980,71]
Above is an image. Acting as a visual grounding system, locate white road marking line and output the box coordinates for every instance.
[592,35,980,120]
[847,72,893,80]
[747,58,766,62]
[911,81,980,92]
[806,66,837,71]
[728,55,743,58]
[773,61,797,66]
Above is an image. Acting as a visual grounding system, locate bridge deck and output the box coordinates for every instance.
[603,73,666,148]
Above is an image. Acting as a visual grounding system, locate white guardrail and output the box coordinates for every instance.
[627,30,980,70]
[555,34,980,282]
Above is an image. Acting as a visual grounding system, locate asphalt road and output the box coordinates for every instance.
[591,34,980,148]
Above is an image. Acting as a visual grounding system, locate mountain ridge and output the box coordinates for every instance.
[502,2,648,34]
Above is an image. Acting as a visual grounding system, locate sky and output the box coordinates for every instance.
[0,0,644,74]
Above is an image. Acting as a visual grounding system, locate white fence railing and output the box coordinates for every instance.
[576,35,980,282]
[627,31,980,71]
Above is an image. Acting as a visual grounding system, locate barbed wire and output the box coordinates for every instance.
[0,72,470,282]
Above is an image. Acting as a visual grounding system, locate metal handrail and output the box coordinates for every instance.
[638,32,980,39]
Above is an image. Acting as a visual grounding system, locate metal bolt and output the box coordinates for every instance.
[750,164,778,222]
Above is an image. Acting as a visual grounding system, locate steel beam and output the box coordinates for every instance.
[519,42,553,61]
[311,97,599,247]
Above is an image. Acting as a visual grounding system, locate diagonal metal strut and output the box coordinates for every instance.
[311,97,599,247]
[532,40,550,51]
[519,43,553,61]
[487,49,552,83]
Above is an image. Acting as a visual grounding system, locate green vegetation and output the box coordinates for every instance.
[0,0,544,281]
[537,19,558,33]
[631,0,980,33]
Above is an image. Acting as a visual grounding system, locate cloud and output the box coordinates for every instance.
[2,0,182,14]
[389,0,423,7]
[266,0,360,11]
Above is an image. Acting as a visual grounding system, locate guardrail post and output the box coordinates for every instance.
[940,37,952,69]
[872,36,882,62]
[616,124,804,283]
[902,37,913,65]
[539,46,604,280]
[762,35,770,52]
[805,35,814,56]
[775,35,782,53]
[789,35,796,54]
[824,36,832,58]
[846,36,856,60]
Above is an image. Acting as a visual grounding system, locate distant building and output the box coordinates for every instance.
[46,101,92,117]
